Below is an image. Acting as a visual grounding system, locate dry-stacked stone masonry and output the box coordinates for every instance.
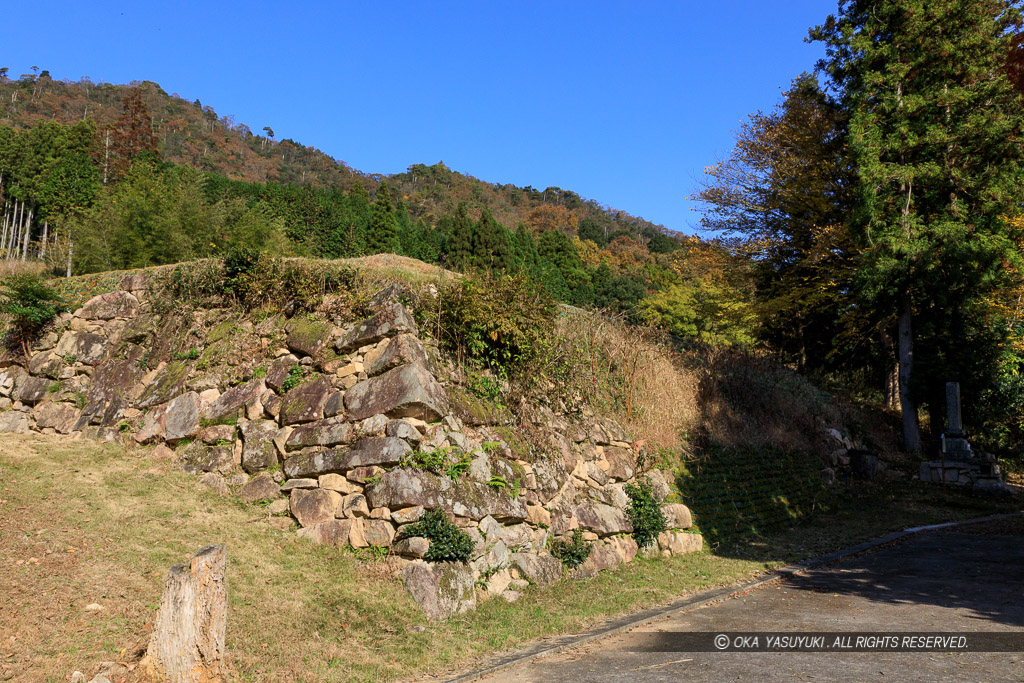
[0,274,703,618]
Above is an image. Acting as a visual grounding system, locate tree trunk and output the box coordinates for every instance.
[66,238,73,277]
[139,544,227,683]
[898,292,921,453]
[21,209,32,261]
[881,326,899,409]
[39,220,47,259]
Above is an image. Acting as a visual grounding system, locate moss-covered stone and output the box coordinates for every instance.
[137,360,190,408]
[449,386,508,427]
[286,317,332,357]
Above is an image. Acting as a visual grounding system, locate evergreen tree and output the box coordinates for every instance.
[811,0,1024,451]
[445,202,475,270]
[513,223,539,272]
[471,208,515,271]
[364,180,401,254]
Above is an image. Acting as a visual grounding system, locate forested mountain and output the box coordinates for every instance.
[0,74,679,249]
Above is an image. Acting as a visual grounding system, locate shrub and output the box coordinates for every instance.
[0,274,64,355]
[221,245,261,299]
[399,509,474,563]
[624,481,666,549]
[549,528,592,569]
[421,272,555,375]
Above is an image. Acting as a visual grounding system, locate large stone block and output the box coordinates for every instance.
[34,402,79,433]
[202,379,266,422]
[265,355,298,392]
[16,376,56,405]
[54,330,109,365]
[286,318,332,358]
[344,364,448,422]
[283,449,351,479]
[240,419,279,473]
[661,503,692,530]
[282,436,410,478]
[366,469,527,522]
[0,366,27,397]
[365,334,430,377]
[135,392,201,444]
[510,552,563,586]
[297,519,354,547]
[402,560,476,620]
[344,436,411,468]
[576,541,624,579]
[137,361,191,408]
[290,488,342,528]
[0,410,30,433]
[574,501,632,537]
[336,302,417,352]
[75,352,145,429]
[279,377,331,425]
[285,418,354,451]
[78,291,140,320]
[238,473,282,503]
[602,445,636,481]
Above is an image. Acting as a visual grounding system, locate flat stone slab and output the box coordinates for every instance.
[366,468,528,522]
[285,418,354,451]
[336,302,417,352]
[344,363,448,422]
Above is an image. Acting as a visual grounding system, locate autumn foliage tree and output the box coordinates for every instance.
[108,87,158,181]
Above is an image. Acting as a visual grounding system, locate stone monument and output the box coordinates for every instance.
[918,382,1011,494]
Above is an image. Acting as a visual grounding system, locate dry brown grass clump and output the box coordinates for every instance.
[552,309,700,450]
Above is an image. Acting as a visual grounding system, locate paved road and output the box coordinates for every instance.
[482,521,1024,682]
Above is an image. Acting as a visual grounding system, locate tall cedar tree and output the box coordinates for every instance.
[446,203,475,270]
[365,180,401,254]
[810,0,1024,452]
[472,208,515,271]
[109,87,158,180]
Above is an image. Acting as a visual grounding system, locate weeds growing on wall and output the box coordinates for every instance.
[549,528,592,569]
[624,481,666,548]
[153,255,361,314]
[417,271,556,377]
[399,509,474,563]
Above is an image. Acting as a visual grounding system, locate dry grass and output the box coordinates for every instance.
[0,261,47,279]
[553,310,700,450]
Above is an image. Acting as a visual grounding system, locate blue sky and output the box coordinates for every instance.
[6,1,835,234]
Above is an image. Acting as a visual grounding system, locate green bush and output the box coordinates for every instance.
[221,244,261,299]
[624,481,666,549]
[0,274,64,355]
[549,528,592,569]
[422,272,555,374]
[399,509,474,563]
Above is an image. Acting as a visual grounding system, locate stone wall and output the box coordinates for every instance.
[0,273,702,618]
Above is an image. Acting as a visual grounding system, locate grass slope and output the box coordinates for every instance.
[0,436,1018,682]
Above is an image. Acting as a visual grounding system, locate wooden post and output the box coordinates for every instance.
[139,545,227,682]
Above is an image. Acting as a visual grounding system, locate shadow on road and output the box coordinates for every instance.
[779,524,1024,628]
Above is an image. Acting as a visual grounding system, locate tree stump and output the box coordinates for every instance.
[139,544,227,682]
